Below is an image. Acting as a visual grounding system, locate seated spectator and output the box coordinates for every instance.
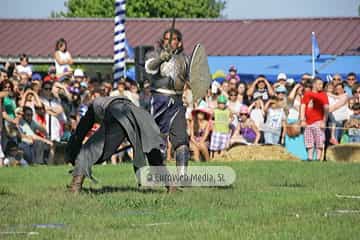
[209,95,232,158]
[0,68,9,83]
[43,66,58,82]
[190,106,212,161]
[231,105,260,145]
[247,75,275,102]
[228,77,238,91]
[18,106,53,164]
[3,140,28,167]
[19,89,42,113]
[226,65,240,82]
[274,73,287,87]
[54,38,73,77]
[220,80,229,98]
[16,54,32,79]
[110,78,127,97]
[344,103,360,143]
[1,80,20,142]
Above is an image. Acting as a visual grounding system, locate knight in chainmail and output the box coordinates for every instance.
[145,28,190,177]
[65,96,175,193]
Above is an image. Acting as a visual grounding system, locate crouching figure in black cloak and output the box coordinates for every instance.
[65,96,174,193]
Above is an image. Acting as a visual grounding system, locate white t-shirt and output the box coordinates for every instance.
[329,94,350,122]
[265,108,285,133]
[250,108,264,129]
[55,51,71,75]
[40,97,64,142]
[16,65,32,76]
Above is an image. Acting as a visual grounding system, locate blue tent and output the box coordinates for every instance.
[208,55,360,83]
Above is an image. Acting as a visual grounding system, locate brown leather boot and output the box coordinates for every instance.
[69,175,85,193]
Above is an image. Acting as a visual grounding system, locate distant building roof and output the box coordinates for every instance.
[0,17,359,62]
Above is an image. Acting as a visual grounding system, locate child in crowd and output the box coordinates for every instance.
[231,105,260,145]
[209,95,232,158]
[263,97,286,145]
[345,103,360,143]
[190,106,212,161]
[249,97,265,131]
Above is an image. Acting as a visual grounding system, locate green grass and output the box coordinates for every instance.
[1,161,360,239]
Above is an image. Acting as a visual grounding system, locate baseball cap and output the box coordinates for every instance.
[74,69,84,78]
[277,73,287,81]
[217,94,227,104]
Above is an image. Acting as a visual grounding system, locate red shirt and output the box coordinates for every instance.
[301,91,329,125]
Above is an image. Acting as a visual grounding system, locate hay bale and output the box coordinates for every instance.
[214,145,299,161]
[326,143,360,163]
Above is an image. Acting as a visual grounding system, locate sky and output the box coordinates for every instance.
[0,0,359,19]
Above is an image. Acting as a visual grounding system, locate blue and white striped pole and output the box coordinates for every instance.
[114,0,126,84]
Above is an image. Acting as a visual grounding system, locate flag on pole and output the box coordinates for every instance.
[312,32,320,59]
[114,0,126,83]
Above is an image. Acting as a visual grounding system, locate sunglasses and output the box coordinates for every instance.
[43,87,52,91]
[348,78,356,81]
[230,94,237,97]
[333,78,341,81]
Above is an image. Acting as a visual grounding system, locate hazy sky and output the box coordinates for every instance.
[1,0,359,19]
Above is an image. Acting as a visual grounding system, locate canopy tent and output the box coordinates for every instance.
[208,55,360,83]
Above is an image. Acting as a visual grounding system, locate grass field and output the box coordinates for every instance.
[1,161,360,239]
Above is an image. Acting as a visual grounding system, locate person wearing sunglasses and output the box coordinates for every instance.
[345,72,357,97]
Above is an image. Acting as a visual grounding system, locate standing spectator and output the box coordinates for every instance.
[209,95,232,158]
[227,89,242,115]
[230,105,260,145]
[18,107,53,164]
[328,82,350,144]
[285,83,307,160]
[110,78,127,97]
[237,82,250,105]
[249,97,265,131]
[54,38,73,77]
[263,96,286,145]
[226,65,240,82]
[344,72,357,97]
[247,75,275,102]
[331,74,342,86]
[16,54,32,79]
[40,81,64,142]
[140,81,152,112]
[300,78,329,161]
[190,106,212,162]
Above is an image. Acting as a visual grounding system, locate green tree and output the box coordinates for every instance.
[54,0,226,18]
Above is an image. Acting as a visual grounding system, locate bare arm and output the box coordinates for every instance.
[264,79,275,96]
[288,84,300,102]
[246,78,259,97]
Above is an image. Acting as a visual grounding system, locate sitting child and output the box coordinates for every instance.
[3,141,28,167]
[231,105,260,145]
[190,106,212,161]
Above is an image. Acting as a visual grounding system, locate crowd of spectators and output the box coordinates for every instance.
[0,39,359,166]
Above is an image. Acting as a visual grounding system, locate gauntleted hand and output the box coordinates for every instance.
[160,49,172,62]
